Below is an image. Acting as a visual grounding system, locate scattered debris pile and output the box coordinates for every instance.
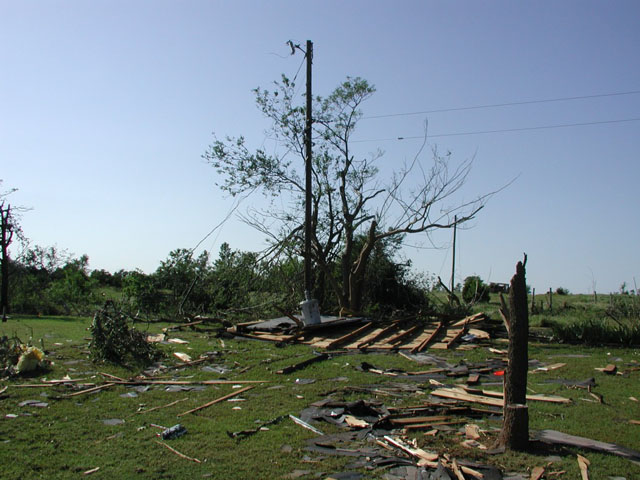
[228,312,504,352]
[0,335,50,376]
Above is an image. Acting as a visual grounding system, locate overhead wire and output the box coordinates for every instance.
[352,117,640,143]
[361,89,640,120]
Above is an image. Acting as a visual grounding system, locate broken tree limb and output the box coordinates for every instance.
[177,385,254,417]
[276,353,329,374]
[154,440,201,463]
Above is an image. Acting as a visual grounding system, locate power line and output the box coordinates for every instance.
[352,117,640,143]
[361,90,640,120]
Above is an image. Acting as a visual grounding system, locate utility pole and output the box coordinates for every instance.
[304,39,313,301]
[299,40,320,325]
[450,215,457,302]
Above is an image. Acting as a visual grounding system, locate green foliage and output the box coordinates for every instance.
[555,286,570,295]
[550,317,640,346]
[89,301,162,366]
[462,275,490,304]
[121,270,163,317]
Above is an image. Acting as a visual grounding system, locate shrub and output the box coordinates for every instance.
[555,287,570,295]
[462,276,490,304]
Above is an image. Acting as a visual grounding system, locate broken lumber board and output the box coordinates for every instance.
[389,415,450,425]
[430,388,504,407]
[323,322,373,350]
[177,385,254,416]
[536,429,640,463]
[459,386,571,404]
[404,420,466,430]
[276,353,329,374]
[410,321,444,353]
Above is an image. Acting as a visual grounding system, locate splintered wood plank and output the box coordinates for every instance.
[324,322,373,350]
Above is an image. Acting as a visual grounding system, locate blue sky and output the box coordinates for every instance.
[1,1,639,294]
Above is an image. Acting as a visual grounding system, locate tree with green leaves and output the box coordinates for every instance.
[205,76,489,313]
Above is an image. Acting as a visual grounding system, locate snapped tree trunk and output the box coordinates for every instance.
[496,255,529,450]
[1,203,11,322]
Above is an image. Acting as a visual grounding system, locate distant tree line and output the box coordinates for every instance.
[4,239,454,320]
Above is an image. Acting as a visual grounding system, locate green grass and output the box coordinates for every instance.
[1,313,640,479]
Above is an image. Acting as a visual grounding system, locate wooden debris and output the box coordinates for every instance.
[530,466,545,480]
[100,372,125,382]
[177,385,254,417]
[382,435,438,467]
[600,364,617,374]
[82,467,100,476]
[465,424,481,440]
[531,363,566,373]
[154,440,201,463]
[630,420,640,425]
[276,353,328,375]
[451,458,465,480]
[66,383,116,397]
[146,333,166,343]
[432,388,505,407]
[467,373,480,385]
[577,454,590,480]
[343,415,369,428]
[173,352,192,363]
[460,385,571,404]
[134,398,188,415]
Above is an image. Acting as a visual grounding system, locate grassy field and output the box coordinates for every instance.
[1,306,639,479]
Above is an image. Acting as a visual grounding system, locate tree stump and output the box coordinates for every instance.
[496,255,529,450]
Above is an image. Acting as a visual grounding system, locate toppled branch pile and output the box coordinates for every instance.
[89,301,163,366]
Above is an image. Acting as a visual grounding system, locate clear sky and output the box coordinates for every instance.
[1,1,639,294]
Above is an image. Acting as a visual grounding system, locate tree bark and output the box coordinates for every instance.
[496,255,529,450]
